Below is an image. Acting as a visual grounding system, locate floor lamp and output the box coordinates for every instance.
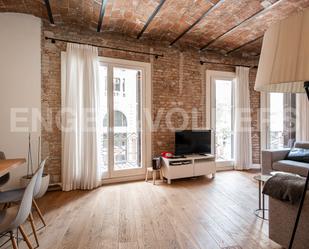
[254,8,309,249]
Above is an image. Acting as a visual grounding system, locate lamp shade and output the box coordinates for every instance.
[255,8,309,93]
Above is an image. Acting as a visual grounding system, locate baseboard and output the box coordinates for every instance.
[216,166,234,171]
[47,183,62,192]
[101,174,145,185]
[251,164,261,169]
[216,164,261,171]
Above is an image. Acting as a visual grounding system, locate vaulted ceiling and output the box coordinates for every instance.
[1,0,309,56]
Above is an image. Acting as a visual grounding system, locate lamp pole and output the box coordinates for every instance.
[288,81,309,249]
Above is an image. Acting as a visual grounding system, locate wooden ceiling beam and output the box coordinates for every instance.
[226,35,264,55]
[97,0,108,32]
[169,0,224,46]
[199,0,283,51]
[137,0,166,39]
[43,0,54,25]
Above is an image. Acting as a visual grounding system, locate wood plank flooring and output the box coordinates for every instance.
[2,171,282,249]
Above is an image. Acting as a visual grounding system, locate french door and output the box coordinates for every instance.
[98,58,151,179]
[206,70,236,169]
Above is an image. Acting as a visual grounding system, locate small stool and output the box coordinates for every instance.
[145,167,163,185]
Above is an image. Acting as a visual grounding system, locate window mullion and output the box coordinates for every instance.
[107,64,114,176]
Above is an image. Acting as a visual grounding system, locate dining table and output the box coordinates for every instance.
[0,158,26,177]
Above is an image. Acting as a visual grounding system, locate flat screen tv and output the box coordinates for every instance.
[175,130,212,155]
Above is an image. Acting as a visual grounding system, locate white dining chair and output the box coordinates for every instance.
[0,158,48,247]
[0,168,39,249]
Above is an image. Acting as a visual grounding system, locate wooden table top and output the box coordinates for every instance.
[0,159,26,177]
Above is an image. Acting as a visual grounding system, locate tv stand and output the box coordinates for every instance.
[161,154,216,184]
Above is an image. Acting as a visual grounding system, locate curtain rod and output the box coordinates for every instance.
[200,60,257,68]
[45,36,164,58]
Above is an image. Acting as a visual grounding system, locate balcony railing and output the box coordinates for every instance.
[269,131,284,149]
[215,131,233,161]
[100,132,141,171]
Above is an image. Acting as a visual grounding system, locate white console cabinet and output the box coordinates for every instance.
[161,155,216,184]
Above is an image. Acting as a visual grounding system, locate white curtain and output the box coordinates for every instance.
[296,94,309,141]
[234,67,252,170]
[62,43,102,191]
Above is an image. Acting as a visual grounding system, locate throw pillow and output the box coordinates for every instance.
[286,148,309,163]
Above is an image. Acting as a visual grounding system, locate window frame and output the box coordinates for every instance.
[99,57,152,179]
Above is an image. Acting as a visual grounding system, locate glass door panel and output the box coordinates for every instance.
[113,67,141,172]
[267,93,296,149]
[269,93,284,149]
[214,79,234,161]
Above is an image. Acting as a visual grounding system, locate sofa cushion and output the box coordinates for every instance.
[286,148,309,163]
[273,160,309,176]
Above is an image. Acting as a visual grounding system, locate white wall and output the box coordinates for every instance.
[0,13,41,189]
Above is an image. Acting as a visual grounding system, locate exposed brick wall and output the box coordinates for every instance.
[41,21,260,183]
[249,69,261,165]
[41,33,64,184]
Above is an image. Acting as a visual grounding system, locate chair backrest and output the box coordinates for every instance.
[0,151,6,160]
[33,158,48,197]
[10,169,39,229]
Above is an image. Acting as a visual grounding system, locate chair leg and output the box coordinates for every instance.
[10,232,18,249]
[2,202,12,210]
[2,203,8,210]
[33,199,46,227]
[18,225,33,249]
[29,213,39,247]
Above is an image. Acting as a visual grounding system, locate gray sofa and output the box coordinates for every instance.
[262,142,309,249]
[269,194,309,249]
[261,141,309,177]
